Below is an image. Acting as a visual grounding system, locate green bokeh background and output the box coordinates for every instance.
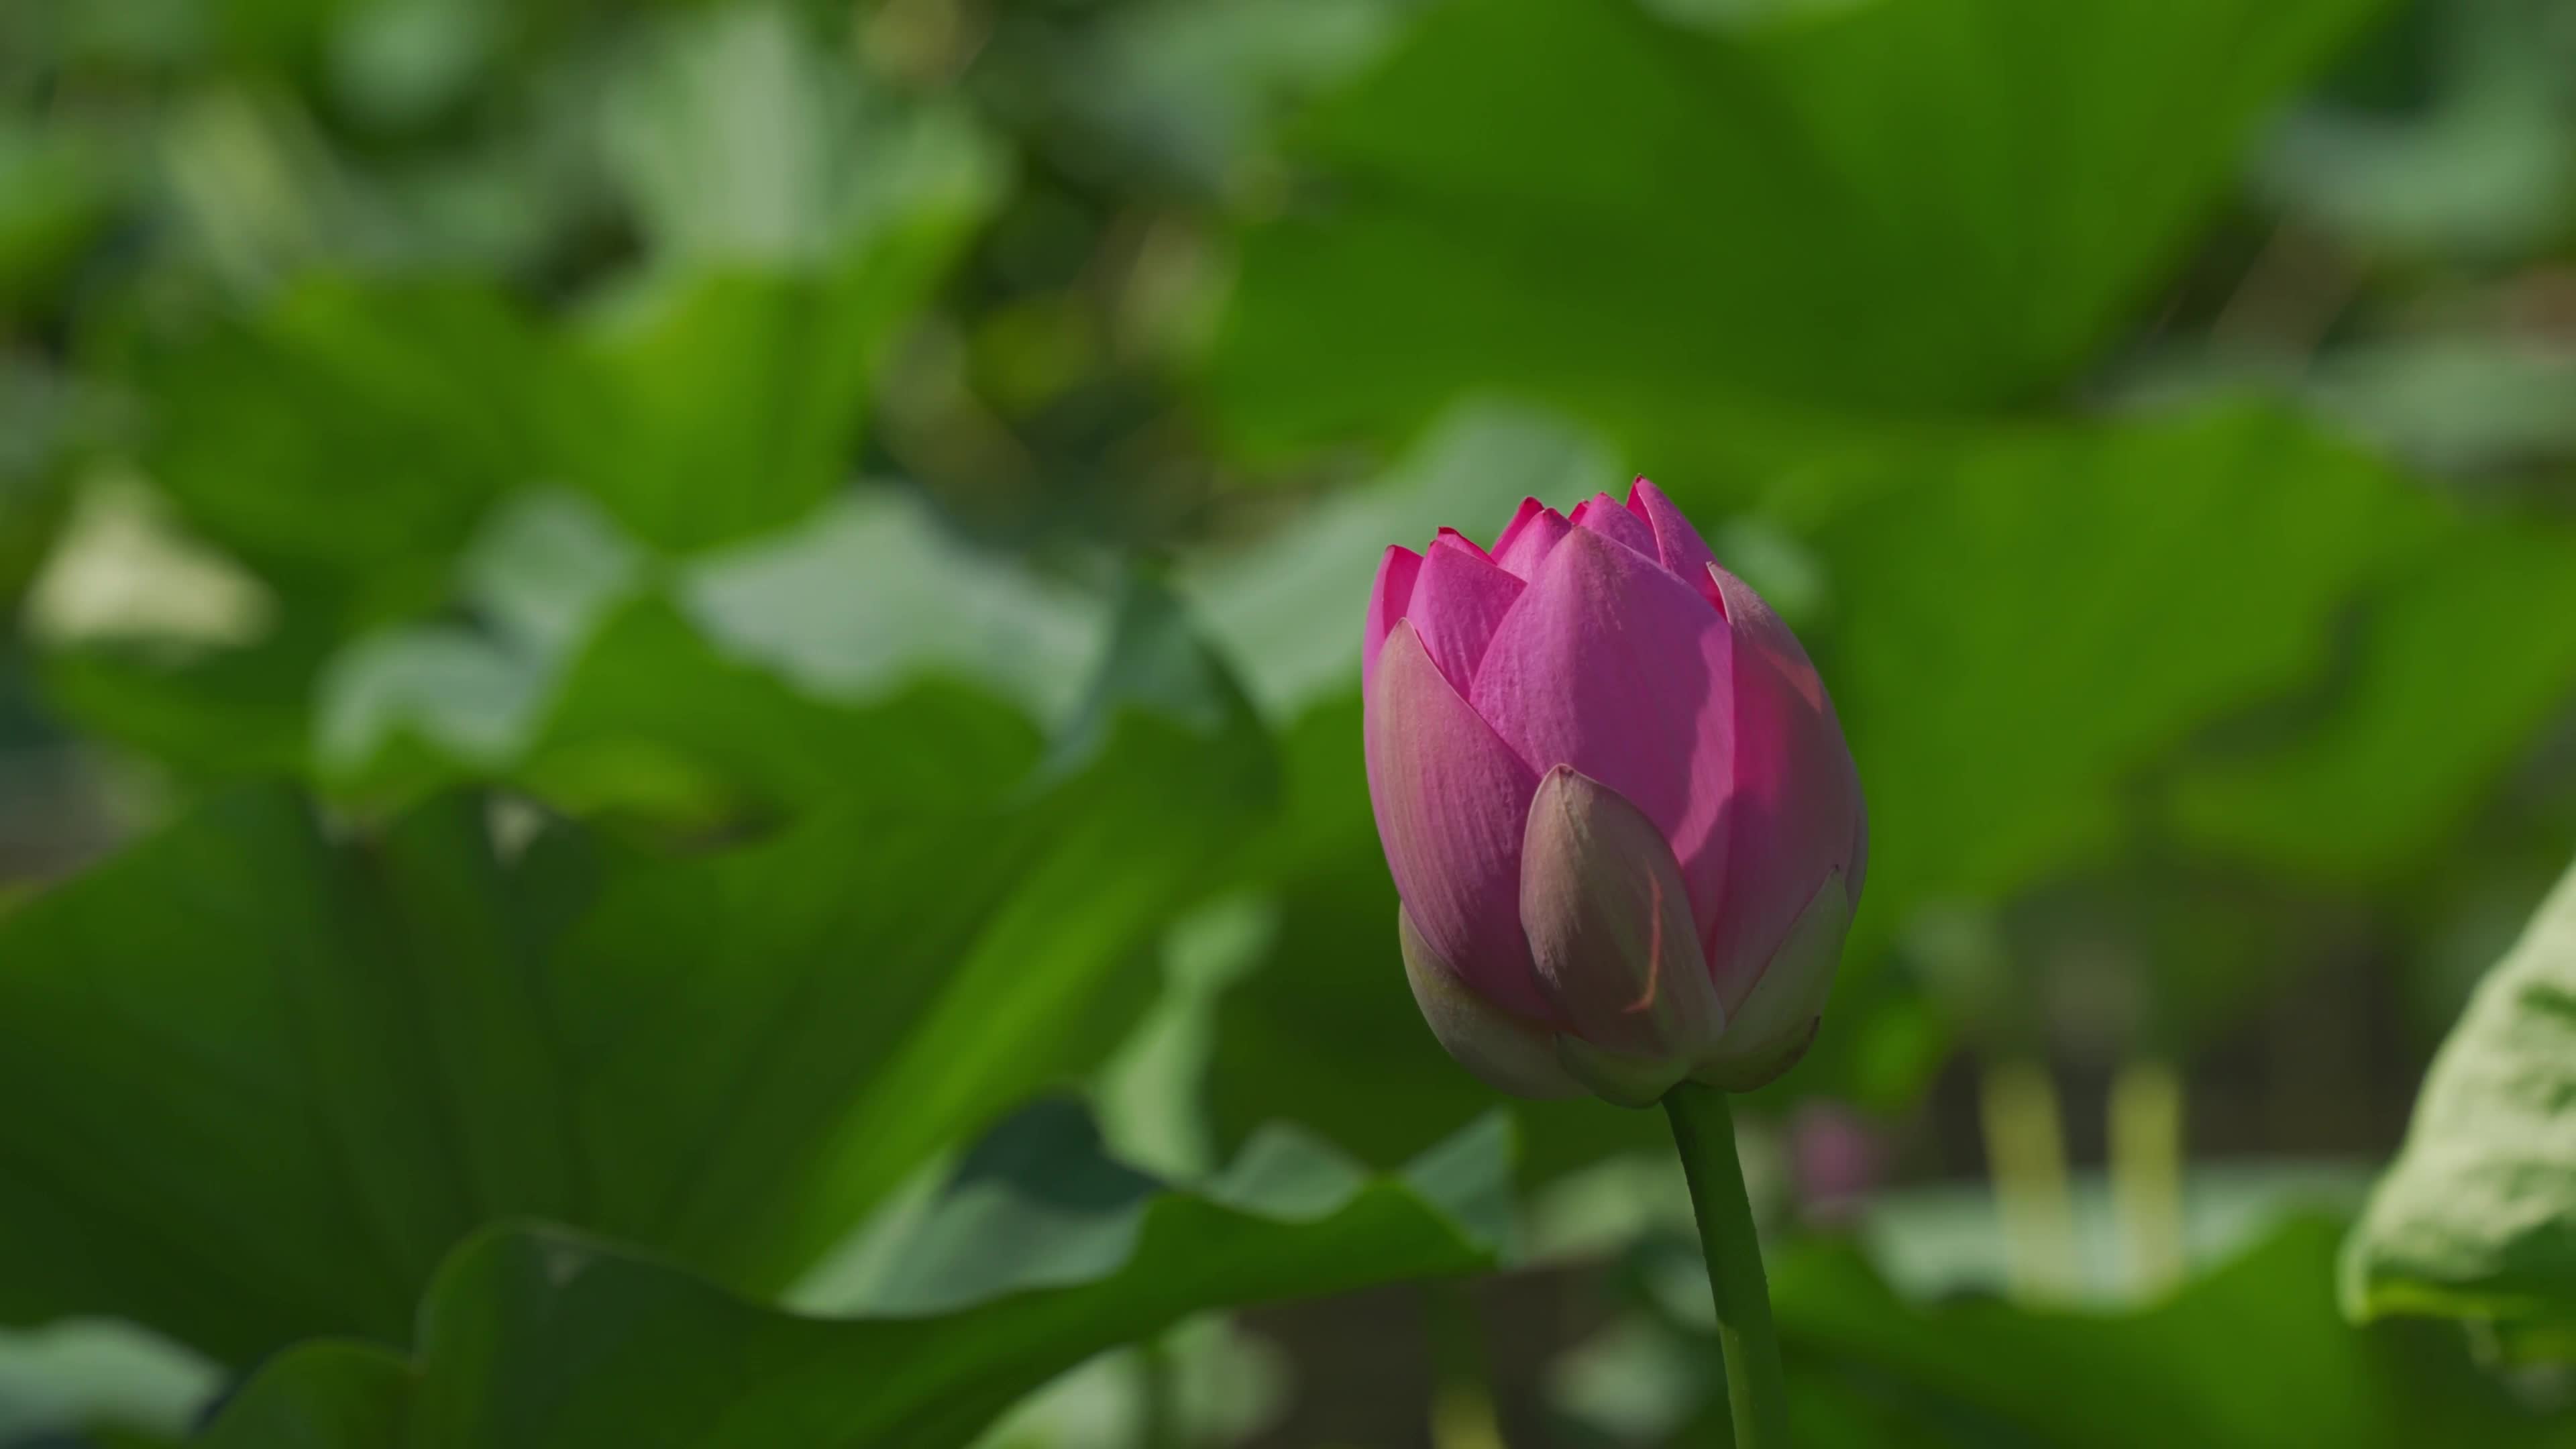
[6,0,2576,1443]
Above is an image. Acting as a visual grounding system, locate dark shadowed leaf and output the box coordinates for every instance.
[196,1106,1509,1449]
[1799,406,2440,954]
[2168,521,2576,879]
[0,583,1274,1363]
[1213,0,2392,458]
[121,276,553,618]
[1752,1216,2563,1446]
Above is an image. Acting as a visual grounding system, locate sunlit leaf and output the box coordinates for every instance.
[2343,855,2576,1350]
[315,490,1088,820]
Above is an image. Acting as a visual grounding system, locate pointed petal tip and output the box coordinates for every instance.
[1434,526,1492,561]
[1363,545,1426,691]
[1567,493,1660,561]
[1492,500,1575,582]
[1409,535,1527,693]
[1489,497,1546,553]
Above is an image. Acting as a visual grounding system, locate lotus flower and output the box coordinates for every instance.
[1362,479,1866,1106]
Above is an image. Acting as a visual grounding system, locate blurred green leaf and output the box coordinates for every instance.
[2168,520,2576,879]
[0,1319,217,1446]
[0,583,1274,1362]
[197,1105,1508,1448]
[313,489,1090,819]
[0,360,74,607]
[127,237,986,580]
[1213,0,2391,458]
[2256,0,2576,257]
[1758,1216,2563,1446]
[1851,1159,2375,1303]
[2306,339,2576,477]
[42,610,338,777]
[1051,0,1413,194]
[2344,854,2576,1349]
[62,12,1004,768]
[126,276,553,615]
[599,3,1001,269]
[557,249,972,551]
[515,598,1044,824]
[56,178,1000,785]
[0,125,113,317]
[1802,405,2440,952]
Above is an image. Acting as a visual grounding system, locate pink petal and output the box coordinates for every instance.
[1703,564,1866,1010]
[1490,498,1546,555]
[1362,545,1423,693]
[1436,526,1492,560]
[1570,492,1658,562]
[1695,869,1849,1089]
[1627,477,1723,605]
[1469,527,1735,947]
[1365,622,1554,1022]
[1519,766,1725,1063]
[1491,503,1572,582]
[1409,536,1527,693]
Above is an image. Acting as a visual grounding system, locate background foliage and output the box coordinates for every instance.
[7,0,2576,1444]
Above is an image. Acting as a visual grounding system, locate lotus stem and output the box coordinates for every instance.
[1664,1082,1791,1448]
[2109,1056,2186,1295]
[1425,1281,1508,1449]
[1979,1057,2080,1300]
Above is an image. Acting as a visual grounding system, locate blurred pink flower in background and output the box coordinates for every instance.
[1788,1101,1892,1224]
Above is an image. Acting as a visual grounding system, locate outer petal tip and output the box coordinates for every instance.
[1491,498,1546,555]
[1434,525,1492,561]
[1568,492,1658,560]
[1617,480,1720,598]
[1362,545,1424,692]
[1492,503,1573,582]
[1408,535,1527,692]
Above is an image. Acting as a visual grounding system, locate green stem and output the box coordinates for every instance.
[2109,1056,2185,1296]
[1663,1083,1791,1448]
[1424,1281,1507,1449]
[1978,1057,2078,1301]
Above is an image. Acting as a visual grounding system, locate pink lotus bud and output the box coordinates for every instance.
[1363,479,1866,1106]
